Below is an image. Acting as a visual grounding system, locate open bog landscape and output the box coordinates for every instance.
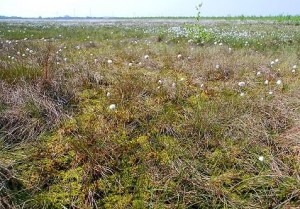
[0,17,300,208]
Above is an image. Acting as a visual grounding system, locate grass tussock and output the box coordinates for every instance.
[0,20,300,208]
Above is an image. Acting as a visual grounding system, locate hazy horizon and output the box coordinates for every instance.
[0,0,299,18]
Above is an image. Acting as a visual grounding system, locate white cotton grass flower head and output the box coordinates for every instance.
[256,71,262,76]
[144,55,149,59]
[215,64,220,69]
[291,65,297,73]
[158,79,163,84]
[270,61,275,65]
[128,63,133,67]
[275,59,279,63]
[268,91,273,95]
[107,59,113,64]
[238,81,246,87]
[264,80,269,85]
[258,156,264,162]
[106,92,111,97]
[276,80,282,85]
[179,77,185,81]
[240,92,245,97]
[109,104,116,110]
[228,47,232,53]
[177,54,182,59]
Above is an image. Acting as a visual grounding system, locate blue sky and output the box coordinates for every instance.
[0,0,299,17]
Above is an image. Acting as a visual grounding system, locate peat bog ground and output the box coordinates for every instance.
[0,18,300,208]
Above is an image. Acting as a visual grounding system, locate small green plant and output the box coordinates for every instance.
[186,24,215,43]
[196,2,203,22]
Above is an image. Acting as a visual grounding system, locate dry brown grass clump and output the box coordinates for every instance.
[0,80,74,145]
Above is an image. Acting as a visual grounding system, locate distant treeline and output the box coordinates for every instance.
[204,15,300,22]
[130,15,300,22]
[0,15,299,22]
[0,15,116,19]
